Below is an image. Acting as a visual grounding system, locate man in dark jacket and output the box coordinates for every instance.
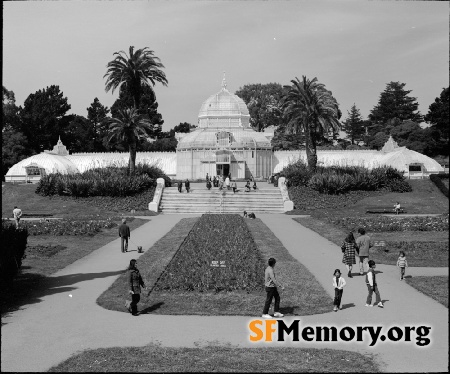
[127,259,146,316]
[185,179,190,193]
[118,218,131,253]
[177,181,182,193]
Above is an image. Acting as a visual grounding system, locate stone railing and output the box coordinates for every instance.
[277,177,293,212]
[148,178,166,212]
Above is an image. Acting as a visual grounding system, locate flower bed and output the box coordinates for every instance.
[287,185,382,211]
[327,214,449,232]
[22,218,117,236]
[153,214,265,292]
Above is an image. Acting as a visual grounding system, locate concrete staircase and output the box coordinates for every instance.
[159,186,285,214]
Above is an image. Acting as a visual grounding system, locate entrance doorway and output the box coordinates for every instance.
[216,164,230,177]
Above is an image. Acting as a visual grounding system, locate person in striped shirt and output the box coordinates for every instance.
[396,251,408,280]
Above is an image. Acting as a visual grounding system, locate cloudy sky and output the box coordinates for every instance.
[3,1,449,132]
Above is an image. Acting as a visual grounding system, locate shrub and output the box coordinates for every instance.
[35,164,167,197]
[0,220,28,282]
[279,159,312,187]
[21,218,117,236]
[154,214,265,292]
[430,173,449,197]
[327,214,449,232]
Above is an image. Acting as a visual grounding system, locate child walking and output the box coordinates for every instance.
[396,251,408,280]
[332,269,346,311]
[365,260,384,308]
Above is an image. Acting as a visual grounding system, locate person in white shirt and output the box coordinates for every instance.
[393,202,401,215]
[332,269,346,312]
[13,206,23,229]
[262,258,285,319]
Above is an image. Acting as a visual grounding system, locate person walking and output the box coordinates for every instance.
[177,180,183,193]
[127,259,146,316]
[225,176,230,190]
[118,218,131,253]
[12,206,23,229]
[341,232,357,278]
[206,179,212,190]
[355,227,372,275]
[262,257,284,319]
[206,173,209,182]
[396,251,408,280]
[231,180,237,193]
[332,269,346,311]
[365,260,383,308]
[185,179,190,193]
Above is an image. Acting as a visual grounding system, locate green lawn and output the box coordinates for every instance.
[48,344,380,372]
[293,216,448,267]
[0,217,149,318]
[97,217,333,316]
[405,276,448,308]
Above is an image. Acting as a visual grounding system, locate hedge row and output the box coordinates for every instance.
[0,220,28,282]
[430,173,449,197]
[280,161,411,194]
[35,164,170,197]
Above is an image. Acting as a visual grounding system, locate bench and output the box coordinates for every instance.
[366,206,406,214]
[21,213,54,217]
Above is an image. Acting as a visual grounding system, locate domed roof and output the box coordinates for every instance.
[6,153,80,176]
[198,73,250,128]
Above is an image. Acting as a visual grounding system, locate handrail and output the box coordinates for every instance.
[148,178,166,212]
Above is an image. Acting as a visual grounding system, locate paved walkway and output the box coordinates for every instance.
[1,214,448,372]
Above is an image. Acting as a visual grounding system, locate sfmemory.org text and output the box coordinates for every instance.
[249,319,431,347]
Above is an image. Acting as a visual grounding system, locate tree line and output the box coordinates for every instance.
[3,45,449,176]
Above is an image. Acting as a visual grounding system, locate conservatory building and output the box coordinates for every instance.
[175,75,273,179]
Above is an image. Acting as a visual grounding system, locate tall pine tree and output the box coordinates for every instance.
[369,82,423,126]
[341,104,365,145]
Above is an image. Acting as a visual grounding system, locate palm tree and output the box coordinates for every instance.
[104,108,153,175]
[281,76,341,171]
[104,46,168,109]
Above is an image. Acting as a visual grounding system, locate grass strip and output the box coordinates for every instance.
[97,217,332,316]
[405,276,448,308]
[292,217,449,267]
[48,343,380,372]
[0,218,149,318]
[96,217,199,313]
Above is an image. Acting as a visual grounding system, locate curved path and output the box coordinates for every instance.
[1,214,448,372]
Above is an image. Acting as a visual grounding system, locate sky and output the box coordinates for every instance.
[3,1,449,132]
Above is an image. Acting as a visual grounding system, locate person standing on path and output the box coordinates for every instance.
[185,179,190,193]
[225,176,230,190]
[262,257,284,319]
[365,260,384,308]
[12,206,22,229]
[332,269,346,312]
[118,218,131,253]
[127,259,146,316]
[177,181,183,193]
[341,232,357,278]
[396,251,408,280]
[231,180,237,193]
[355,227,372,275]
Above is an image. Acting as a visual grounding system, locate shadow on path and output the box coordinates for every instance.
[1,270,123,325]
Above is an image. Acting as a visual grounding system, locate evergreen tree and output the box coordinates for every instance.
[425,87,449,146]
[341,104,365,145]
[18,85,71,153]
[87,98,110,151]
[369,81,423,126]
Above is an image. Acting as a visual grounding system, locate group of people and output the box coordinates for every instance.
[177,179,191,193]
[263,227,410,318]
[205,173,257,194]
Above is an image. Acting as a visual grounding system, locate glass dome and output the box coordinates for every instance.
[198,74,250,128]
